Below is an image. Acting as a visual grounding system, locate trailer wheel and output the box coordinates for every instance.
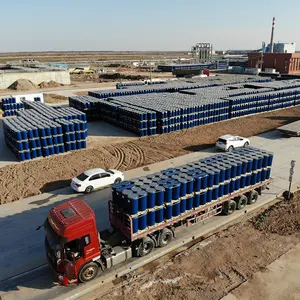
[158,228,173,247]
[223,200,236,215]
[138,237,155,257]
[247,190,259,205]
[236,195,247,210]
[79,262,99,283]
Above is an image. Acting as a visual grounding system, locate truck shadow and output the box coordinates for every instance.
[184,143,216,152]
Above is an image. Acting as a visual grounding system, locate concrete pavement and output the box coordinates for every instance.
[0,130,299,299]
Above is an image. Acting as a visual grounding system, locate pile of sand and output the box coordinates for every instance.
[38,80,63,88]
[8,79,38,91]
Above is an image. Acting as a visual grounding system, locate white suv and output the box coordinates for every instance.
[216,134,250,152]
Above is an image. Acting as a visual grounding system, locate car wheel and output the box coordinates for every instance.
[244,142,249,147]
[85,185,94,194]
[114,178,122,184]
[228,146,234,152]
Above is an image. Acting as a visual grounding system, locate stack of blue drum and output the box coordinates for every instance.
[1,97,25,117]
[111,147,273,234]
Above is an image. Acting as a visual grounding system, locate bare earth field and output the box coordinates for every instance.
[0,106,300,204]
[81,192,300,300]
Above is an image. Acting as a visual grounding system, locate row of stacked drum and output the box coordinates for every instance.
[111,147,273,234]
[1,97,25,116]
[2,105,87,161]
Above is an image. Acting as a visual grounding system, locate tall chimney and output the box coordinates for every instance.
[270,17,275,53]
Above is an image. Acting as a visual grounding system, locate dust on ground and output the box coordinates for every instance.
[82,193,300,300]
[43,93,68,104]
[0,106,300,204]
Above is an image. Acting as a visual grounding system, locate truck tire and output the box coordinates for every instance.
[79,262,99,283]
[236,195,247,210]
[114,178,122,184]
[85,185,94,194]
[228,146,234,152]
[247,190,259,205]
[158,228,173,247]
[138,237,155,257]
[223,200,236,215]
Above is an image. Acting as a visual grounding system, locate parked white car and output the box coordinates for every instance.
[71,168,124,193]
[216,134,250,152]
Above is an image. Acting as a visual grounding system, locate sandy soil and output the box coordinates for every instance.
[43,93,68,104]
[83,192,300,300]
[0,106,300,204]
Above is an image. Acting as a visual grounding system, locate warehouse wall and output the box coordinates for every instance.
[0,71,71,89]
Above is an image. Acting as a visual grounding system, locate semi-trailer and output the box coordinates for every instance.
[42,147,273,285]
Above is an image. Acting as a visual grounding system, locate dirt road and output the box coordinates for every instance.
[80,192,300,300]
[0,106,300,204]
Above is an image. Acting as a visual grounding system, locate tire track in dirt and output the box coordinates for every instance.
[127,142,145,168]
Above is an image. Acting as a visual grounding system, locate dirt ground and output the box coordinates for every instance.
[1,106,300,204]
[81,192,300,300]
[43,93,68,104]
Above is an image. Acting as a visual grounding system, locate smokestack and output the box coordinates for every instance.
[270,17,275,53]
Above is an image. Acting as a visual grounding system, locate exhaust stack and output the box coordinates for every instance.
[269,17,275,53]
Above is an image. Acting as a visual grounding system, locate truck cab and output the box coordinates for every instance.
[44,199,101,285]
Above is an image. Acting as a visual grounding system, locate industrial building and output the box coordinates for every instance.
[248,53,300,74]
[266,42,296,53]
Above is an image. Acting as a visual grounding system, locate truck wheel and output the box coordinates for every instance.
[223,200,236,215]
[85,185,94,194]
[228,146,234,152]
[114,178,122,184]
[138,237,155,257]
[236,195,247,210]
[247,190,258,205]
[158,228,173,247]
[79,262,99,283]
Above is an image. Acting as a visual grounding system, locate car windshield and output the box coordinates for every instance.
[218,138,227,144]
[106,170,114,175]
[77,172,89,181]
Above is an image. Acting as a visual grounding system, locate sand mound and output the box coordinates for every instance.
[39,80,63,88]
[8,79,38,91]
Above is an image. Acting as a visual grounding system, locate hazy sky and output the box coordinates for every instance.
[1,0,299,52]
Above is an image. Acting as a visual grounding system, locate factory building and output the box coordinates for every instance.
[267,42,296,53]
[248,53,300,74]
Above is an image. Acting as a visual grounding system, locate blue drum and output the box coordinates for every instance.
[267,152,274,167]
[222,163,232,181]
[137,190,147,211]
[240,176,246,188]
[131,186,142,193]
[210,168,220,186]
[146,188,156,209]
[178,178,187,197]
[230,180,236,193]
[186,176,194,194]
[257,155,263,169]
[251,172,258,185]
[193,174,202,192]
[201,173,208,189]
[261,169,267,181]
[186,196,194,210]
[246,174,252,186]
[235,160,242,177]
[207,189,213,202]
[147,211,155,227]
[165,204,173,220]
[132,216,138,234]
[218,184,224,198]
[127,192,139,215]
[212,187,219,201]
[205,170,214,188]
[180,198,187,213]
[172,181,181,200]
[251,155,258,171]
[235,177,241,191]
[149,182,158,189]
[200,191,207,205]
[138,213,147,231]
[223,182,230,195]
[155,186,165,206]
[257,170,262,182]
[266,168,271,179]
[163,183,173,203]
[193,193,200,208]
[217,165,226,183]
[155,207,164,223]
[172,201,181,217]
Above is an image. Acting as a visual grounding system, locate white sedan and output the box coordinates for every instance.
[71,168,124,193]
[216,134,250,152]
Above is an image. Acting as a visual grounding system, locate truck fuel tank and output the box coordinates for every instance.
[102,246,132,269]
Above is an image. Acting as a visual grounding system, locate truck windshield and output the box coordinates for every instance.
[44,219,64,258]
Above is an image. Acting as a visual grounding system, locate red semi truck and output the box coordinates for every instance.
[43,178,271,286]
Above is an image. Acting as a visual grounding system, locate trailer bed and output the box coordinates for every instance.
[277,120,300,136]
[109,179,272,242]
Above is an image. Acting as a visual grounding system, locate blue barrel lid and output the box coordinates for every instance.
[180,172,188,178]
[112,183,121,190]
[178,177,187,183]
[153,172,162,178]
[143,179,152,185]
[146,174,156,179]
[139,176,148,181]
[149,182,158,188]
[116,186,126,192]
[163,182,173,189]
[160,175,168,180]
[146,187,156,193]
[185,175,194,182]
[131,186,142,193]
[155,185,165,192]
[152,177,160,182]
[137,190,148,197]
[122,189,132,196]
[172,175,181,180]
[172,180,181,187]
[128,192,139,200]
[134,181,144,187]
[121,180,132,187]
[157,179,167,185]
[140,185,149,191]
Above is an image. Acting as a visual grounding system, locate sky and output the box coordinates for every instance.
[0,0,299,52]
